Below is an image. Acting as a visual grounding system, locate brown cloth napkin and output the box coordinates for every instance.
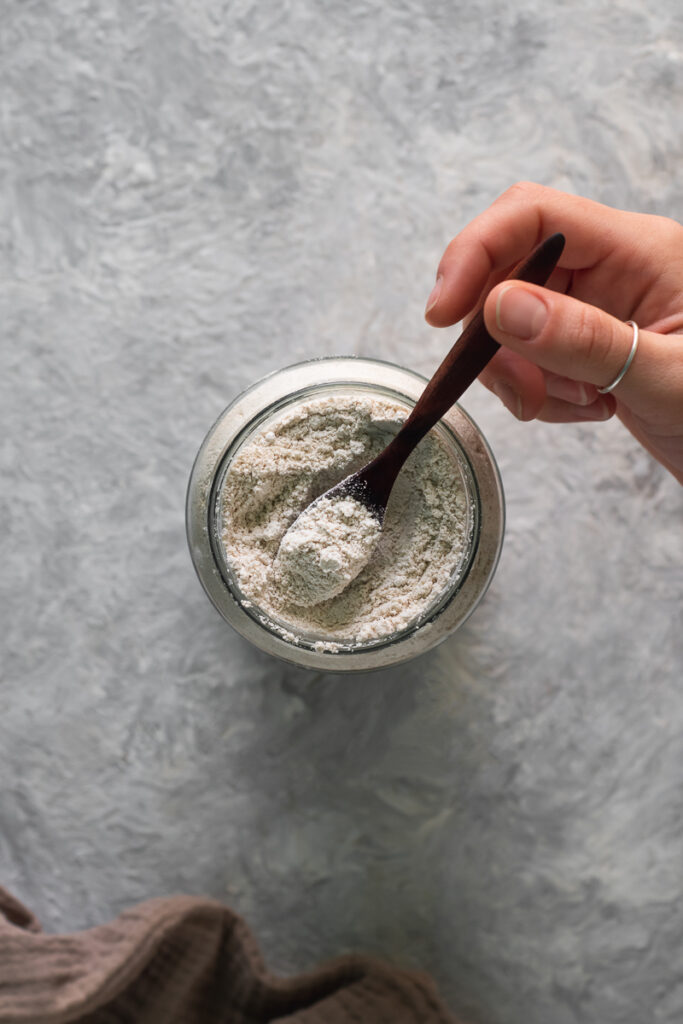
[0,886,460,1024]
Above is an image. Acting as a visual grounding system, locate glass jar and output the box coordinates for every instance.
[186,357,504,672]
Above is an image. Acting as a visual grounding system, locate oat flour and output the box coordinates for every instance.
[274,493,382,607]
[220,393,470,648]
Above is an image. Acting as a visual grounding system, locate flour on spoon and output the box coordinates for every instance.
[274,494,381,607]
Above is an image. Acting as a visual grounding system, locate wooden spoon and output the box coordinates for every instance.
[275,233,565,604]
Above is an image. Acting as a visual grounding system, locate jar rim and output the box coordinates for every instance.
[209,381,481,654]
[186,357,505,672]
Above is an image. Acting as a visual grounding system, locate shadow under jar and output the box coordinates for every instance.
[186,357,505,672]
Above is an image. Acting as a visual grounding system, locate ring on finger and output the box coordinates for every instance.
[597,321,639,394]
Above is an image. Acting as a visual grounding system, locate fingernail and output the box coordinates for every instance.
[491,382,523,420]
[573,397,614,417]
[496,285,548,339]
[574,399,612,421]
[425,276,443,314]
[545,375,593,406]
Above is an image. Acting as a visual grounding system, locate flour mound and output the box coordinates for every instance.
[275,494,381,607]
[220,394,469,648]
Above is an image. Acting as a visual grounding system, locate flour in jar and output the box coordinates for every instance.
[219,393,471,648]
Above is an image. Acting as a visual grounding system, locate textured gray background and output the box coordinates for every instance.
[1,2,682,1022]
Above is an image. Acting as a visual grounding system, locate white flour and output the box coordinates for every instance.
[219,393,470,648]
[274,494,381,607]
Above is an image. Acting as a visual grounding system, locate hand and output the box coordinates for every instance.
[424,182,683,484]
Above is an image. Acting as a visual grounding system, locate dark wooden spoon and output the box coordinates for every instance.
[277,233,565,596]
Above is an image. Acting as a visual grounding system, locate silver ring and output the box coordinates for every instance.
[597,320,639,394]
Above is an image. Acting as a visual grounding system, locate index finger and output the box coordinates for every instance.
[424,182,624,327]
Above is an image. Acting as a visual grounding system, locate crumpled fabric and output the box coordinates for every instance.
[0,887,460,1023]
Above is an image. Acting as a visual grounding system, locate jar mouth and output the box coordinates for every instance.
[207,380,482,655]
[186,356,505,672]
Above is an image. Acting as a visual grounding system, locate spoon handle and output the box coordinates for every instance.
[389,232,566,459]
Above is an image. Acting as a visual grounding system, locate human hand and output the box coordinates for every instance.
[424,183,683,483]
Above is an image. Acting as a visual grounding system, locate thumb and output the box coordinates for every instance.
[483,282,671,408]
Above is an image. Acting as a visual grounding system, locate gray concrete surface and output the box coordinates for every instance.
[1,2,682,1022]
